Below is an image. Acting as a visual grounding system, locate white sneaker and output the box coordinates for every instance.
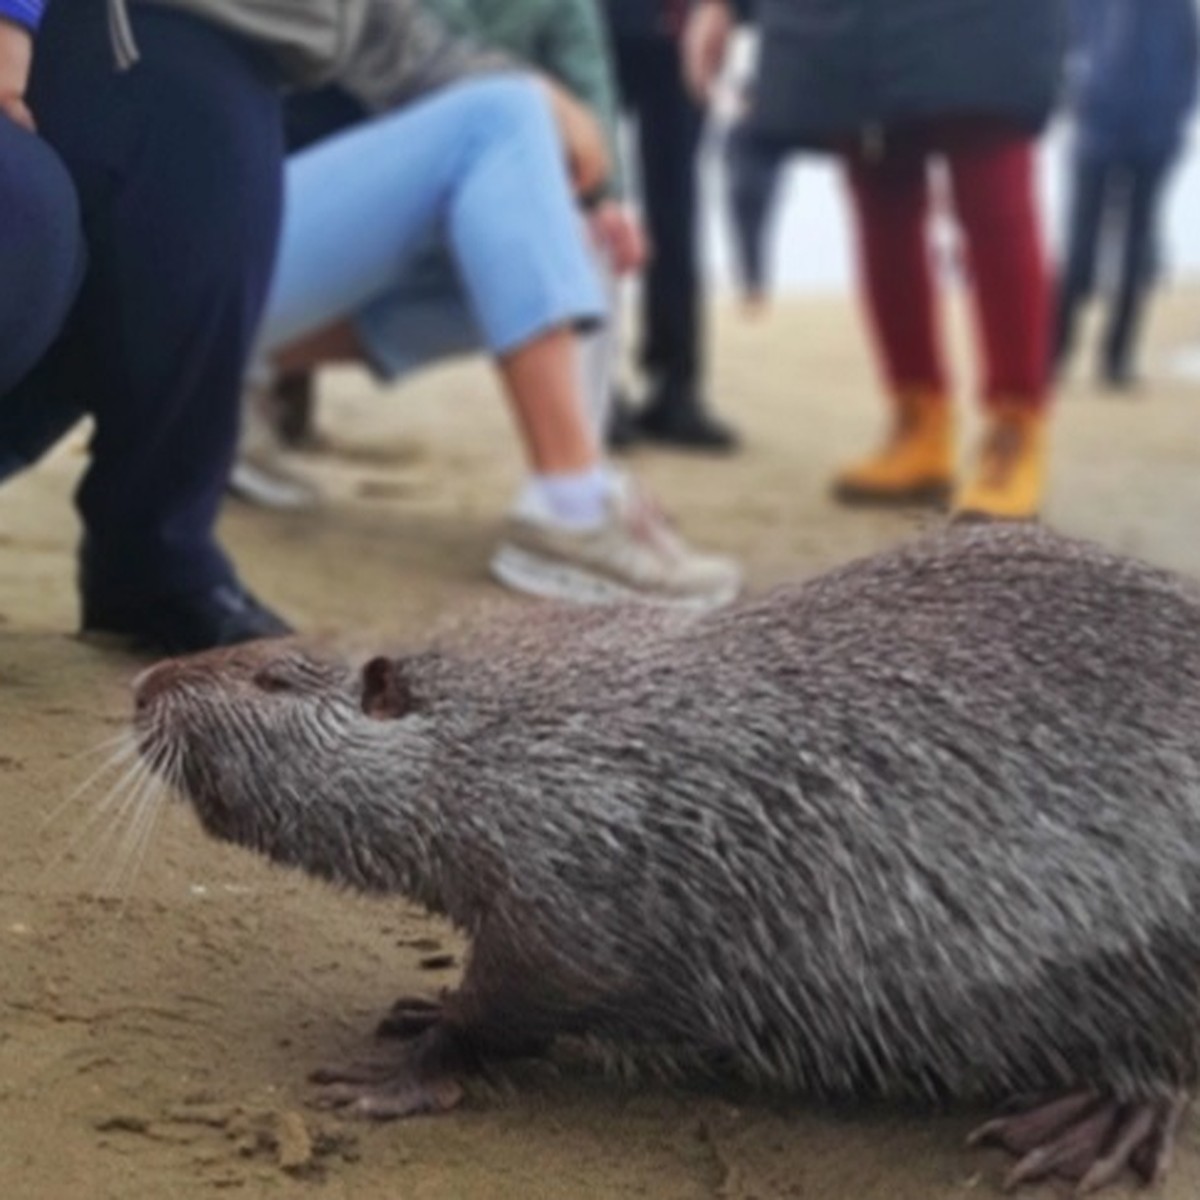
[228,382,322,512]
[490,474,742,609]
[228,457,322,512]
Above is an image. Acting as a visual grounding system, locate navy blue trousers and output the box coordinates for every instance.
[1053,149,1172,381]
[725,121,788,298]
[612,33,705,391]
[0,117,85,405]
[5,0,284,604]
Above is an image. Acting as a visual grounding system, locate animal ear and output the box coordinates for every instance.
[361,656,415,720]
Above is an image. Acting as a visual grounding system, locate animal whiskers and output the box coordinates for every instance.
[46,725,183,899]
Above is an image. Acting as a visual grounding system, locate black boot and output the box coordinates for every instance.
[605,387,641,453]
[1100,361,1142,394]
[634,380,740,453]
[82,580,293,655]
[1100,345,1141,394]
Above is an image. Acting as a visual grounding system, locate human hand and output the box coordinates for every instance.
[541,77,610,199]
[683,0,735,104]
[0,18,35,132]
[588,201,648,275]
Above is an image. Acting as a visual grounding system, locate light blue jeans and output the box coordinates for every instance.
[258,76,607,384]
[346,233,620,436]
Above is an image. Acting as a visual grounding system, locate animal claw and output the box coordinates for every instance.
[310,1021,467,1120]
[974,1091,1190,1194]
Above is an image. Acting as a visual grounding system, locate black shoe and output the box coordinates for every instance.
[82,582,293,656]
[635,391,741,454]
[1101,362,1141,394]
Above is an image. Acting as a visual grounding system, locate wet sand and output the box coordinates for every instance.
[2,290,1199,1199]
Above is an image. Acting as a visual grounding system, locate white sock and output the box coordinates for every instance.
[515,464,616,530]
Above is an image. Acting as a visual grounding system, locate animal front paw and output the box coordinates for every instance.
[310,1028,463,1120]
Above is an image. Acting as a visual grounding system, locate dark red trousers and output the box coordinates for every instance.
[844,121,1050,409]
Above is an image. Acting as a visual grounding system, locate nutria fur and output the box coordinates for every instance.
[134,523,1200,1190]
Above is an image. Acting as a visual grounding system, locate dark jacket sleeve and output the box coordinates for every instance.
[0,0,45,31]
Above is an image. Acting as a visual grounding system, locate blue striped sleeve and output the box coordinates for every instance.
[0,0,45,32]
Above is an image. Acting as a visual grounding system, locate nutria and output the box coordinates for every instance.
[133,523,1200,1193]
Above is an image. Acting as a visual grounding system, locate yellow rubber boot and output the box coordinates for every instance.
[832,390,955,506]
[953,404,1048,521]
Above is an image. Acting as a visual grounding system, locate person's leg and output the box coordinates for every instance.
[948,134,1050,410]
[624,38,701,390]
[845,145,946,397]
[612,32,735,450]
[239,247,617,516]
[28,0,290,648]
[359,238,620,446]
[725,120,789,311]
[0,118,86,397]
[272,228,617,456]
[261,79,602,359]
[498,328,597,476]
[231,89,368,498]
[261,77,611,481]
[262,77,737,606]
[1052,149,1109,377]
[237,79,607,508]
[343,237,739,604]
[369,264,603,484]
[274,322,367,374]
[349,244,498,379]
[234,244,493,512]
[0,115,87,478]
[289,239,602,481]
[1101,155,1171,389]
[833,137,953,505]
[945,130,1052,519]
[246,86,370,453]
[363,231,620,446]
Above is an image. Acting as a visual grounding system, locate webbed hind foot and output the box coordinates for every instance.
[968,1090,1190,1193]
[310,1024,464,1120]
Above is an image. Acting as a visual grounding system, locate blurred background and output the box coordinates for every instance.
[700,35,1200,306]
[701,119,1200,299]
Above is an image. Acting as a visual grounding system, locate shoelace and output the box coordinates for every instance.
[623,484,682,557]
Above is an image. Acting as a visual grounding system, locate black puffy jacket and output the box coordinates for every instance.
[747,0,1068,148]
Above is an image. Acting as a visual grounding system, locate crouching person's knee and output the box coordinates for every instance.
[0,119,86,394]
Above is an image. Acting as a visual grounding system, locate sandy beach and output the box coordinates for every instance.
[2,289,1199,1200]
